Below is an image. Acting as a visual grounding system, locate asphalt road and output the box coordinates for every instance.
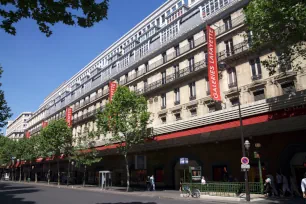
[0,182,219,204]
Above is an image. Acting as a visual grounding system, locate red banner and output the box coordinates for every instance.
[206,26,221,101]
[66,107,72,127]
[42,121,48,128]
[109,81,117,102]
[25,131,31,139]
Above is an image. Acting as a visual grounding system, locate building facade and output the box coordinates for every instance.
[6,112,32,140]
[18,0,306,188]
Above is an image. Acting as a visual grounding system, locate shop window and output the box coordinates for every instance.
[135,155,146,170]
[155,169,164,182]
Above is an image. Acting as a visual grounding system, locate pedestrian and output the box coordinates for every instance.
[300,172,306,203]
[276,171,283,196]
[201,176,206,185]
[150,175,155,191]
[281,174,291,196]
[179,178,183,191]
[266,173,278,196]
[146,176,150,191]
[264,178,272,197]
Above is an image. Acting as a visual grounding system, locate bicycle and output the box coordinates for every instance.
[182,185,201,198]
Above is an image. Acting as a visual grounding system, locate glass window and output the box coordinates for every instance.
[174,88,180,104]
[228,67,237,87]
[230,98,239,106]
[250,58,262,80]
[281,82,296,94]
[175,45,180,56]
[166,10,171,16]
[161,14,165,23]
[189,57,195,71]
[189,82,196,99]
[190,108,197,116]
[188,38,195,49]
[161,71,166,85]
[178,1,183,7]
[174,65,180,78]
[254,90,265,101]
[224,16,232,31]
[172,6,177,11]
[175,112,181,120]
[161,93,166,108]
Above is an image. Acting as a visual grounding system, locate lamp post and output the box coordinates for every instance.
[254,143,263,194]
[71,161,75,187]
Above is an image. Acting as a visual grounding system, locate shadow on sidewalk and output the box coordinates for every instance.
[0,182,40,204]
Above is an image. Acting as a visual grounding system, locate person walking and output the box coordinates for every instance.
[266,173,278,196]
[282,174,291,196]
[146,176,151,191]
[201,176,206,185]
[276,171,283,196]
[264,178,272,197]
[150,175,155,191]
[301,172,306,203]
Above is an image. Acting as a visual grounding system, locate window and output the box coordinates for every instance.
[166,10,171,16]
[189,82,196,100]
[253,90,265,101]
[224,16,232,31]
[208,105,215,113]
[174,65,180,78]
[178,1,183,7]
[145,63,148,72]
[188,38,195,49]
[162,52,167,63]
[175,45,180,57]
[172,6,177,12]
[204,51,208,65]
[161,23,179,44]
[133,85,137,92]
[161,116,166,124]
[174,88,180,104]
[189,57,195,72]
[156,18,160,26]
[206,79,210,95]
[24,119,27,122]
[225,39,234,56]
[174,112,181,120]
[250,58,262,80]
[190,108,197,117]
[161,93,166,108]
[161,14,165,23]
[281,82,296,94]
[135,155,146,169]
[161,71,166,85]
[230,97,239,107]
[228,67,237,88]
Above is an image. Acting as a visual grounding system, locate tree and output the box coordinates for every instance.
[14,138,29,182]
[72,131,101,187]
[244,0,306,75]
[40,119,73,185]
[0,0,109,37]
[0,66,12,128]
[96,86,152,192]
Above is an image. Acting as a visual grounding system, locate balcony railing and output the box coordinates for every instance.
[142,60,206,94]
[215,14,245,36]
[251,74,262,81]
[218,40,249,61]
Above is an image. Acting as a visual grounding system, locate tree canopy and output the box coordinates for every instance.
[0,0,109,37]
[96,86,152,191]
[244,0,306,75]
[0,66,12,129]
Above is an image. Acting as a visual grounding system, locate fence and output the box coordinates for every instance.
[182,182,262,197]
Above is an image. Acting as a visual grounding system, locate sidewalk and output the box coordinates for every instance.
[3,180,302,203]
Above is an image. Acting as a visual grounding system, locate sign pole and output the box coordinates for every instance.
[258,157,263,194]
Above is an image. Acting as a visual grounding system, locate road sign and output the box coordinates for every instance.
[241,164,250,171]
[241,157,249,164]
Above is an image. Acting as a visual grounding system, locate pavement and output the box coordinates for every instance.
[0,181,304,204]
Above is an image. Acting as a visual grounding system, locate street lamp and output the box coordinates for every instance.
[244,140,250,156]
[219,62,251,201]
[254,143,264,194]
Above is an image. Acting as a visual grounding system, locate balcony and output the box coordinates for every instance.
[189,95,196,101]
[218,41,250,62]
[251,74,262,81]
[215,15,245,36]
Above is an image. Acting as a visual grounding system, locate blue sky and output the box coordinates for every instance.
[0,0,166,122]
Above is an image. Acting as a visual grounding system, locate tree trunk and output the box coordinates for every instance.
[83,165,86,187]
[124,154,130,192]
[67,159,70,186]
[19,165,22,182]
[48,163,50,185]
[57,160,60,186]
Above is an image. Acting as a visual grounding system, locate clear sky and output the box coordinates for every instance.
[0,0,166,123]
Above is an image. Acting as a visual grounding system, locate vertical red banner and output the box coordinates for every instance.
[25,131,31,139]
[66,107,72,127]
[109,82,117,102]
[42,121,48,128]
[206,26,221,101]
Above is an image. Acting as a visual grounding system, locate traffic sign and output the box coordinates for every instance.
[241,157,249,164]
[241,164,250,171]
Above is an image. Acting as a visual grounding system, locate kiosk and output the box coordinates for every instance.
[99,171,112,190]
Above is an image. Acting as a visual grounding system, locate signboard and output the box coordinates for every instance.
[241,164,250,171]
[25,131,31,139]
[190,166,202,182]
[206,25,221,101]
[254,151,260,159]
[180,158,188,165]
[65,107,72,127]
[42,121,48,128]
[109,81,117,102]
[241,157,249,165]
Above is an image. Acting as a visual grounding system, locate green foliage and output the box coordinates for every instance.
[0,0,109,37]
[0,65,12,128]
[40,119,73,158]
[72,132,101,168]
[244,0,306,75]
[96,86,152,155]
[0,135,13,165]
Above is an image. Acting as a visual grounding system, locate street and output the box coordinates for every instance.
[0,182,218,204]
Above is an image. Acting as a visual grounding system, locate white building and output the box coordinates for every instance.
[6,112,32,140]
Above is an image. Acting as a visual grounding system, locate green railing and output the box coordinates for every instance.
[182,182,262,197]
